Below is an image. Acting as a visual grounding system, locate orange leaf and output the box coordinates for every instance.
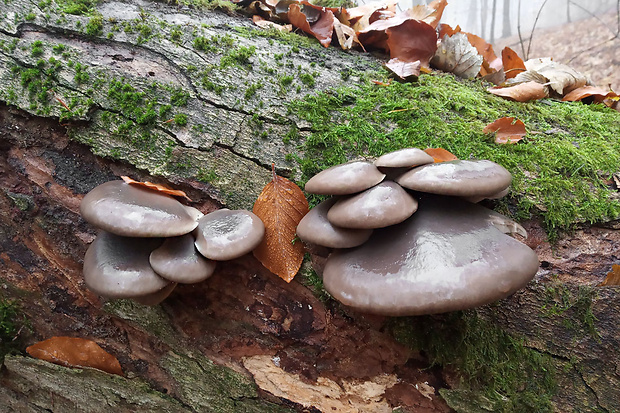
[423,148,458,163]
[26,336,123,376]
[386,18,438,68]
[465,32,502,74]
[488,81,548,102]
[483,117,527,144]
[601,264,620,286]
[562,85,618,103]
[252,165,309,282]
[501,47,526,80]
[438,22,461,38]
[120,176,191,201]
[288,4,335,48]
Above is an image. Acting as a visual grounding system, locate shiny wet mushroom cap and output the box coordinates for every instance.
[327,181,418,229]
[194,209,265,261]
[374,148,434,169]
[149,234,216,283]
[323,196,538,316]
[80,181,199,237]
[83,231,169,299]
[296,198,373,249]
[396,160,512,198]
[304,161,386,195]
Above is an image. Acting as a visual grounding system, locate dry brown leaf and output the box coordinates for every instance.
[423,148,458,163]
[483,117,527,144]
[288,4,335,48]
[385,58,421,80]
[404,0,447,29]
[333,18,363,50]
[562,85,618,103]
[253,165,309,282]
[346,0,398,22]
[488,81,549,102]
[26,336,124,376]
[253,15,293,31]
[465,32,502,75]
[501,47,526,80]
[431,32,483,79]
[121,176,191,201]
[438,22,461,38]
[386,18,437,68]
[509,58,587,96]
[601,264,620,286]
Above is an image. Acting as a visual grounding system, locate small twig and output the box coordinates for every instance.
[55,96,71,111]
[162,118,175,124]
[567,0,619,38]
[386,108,414,114]
[526,0,550,59]
[517,0,526,58]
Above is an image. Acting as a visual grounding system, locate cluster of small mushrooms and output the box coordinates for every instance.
[80,181,264,305]
[296,148,539,316]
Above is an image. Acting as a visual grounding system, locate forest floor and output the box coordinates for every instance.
[494,8,619,91]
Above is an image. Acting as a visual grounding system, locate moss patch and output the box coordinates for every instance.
[288,71,620,238]
[0,299,27,362]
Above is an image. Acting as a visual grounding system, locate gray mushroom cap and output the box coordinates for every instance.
[133,282,177,306]
[296,198,373,248]
[83,231,169,298]
[396,160,512,198]
[194,209,265,261]
[327,181,418,229]
[304,161,386,195]
[374,148,434,169]
[323,196,538,316]
[150,234,216,283]
[80,181,199,237]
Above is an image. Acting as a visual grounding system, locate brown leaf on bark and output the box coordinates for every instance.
[509,58,587,96]
[601,264,620,286]
[287,4,335,48]
[431,33,483,79]
[423,148,458,163]
[253,15,293,31]
[386,18,438,68]
[333,18,364,50]
[26,337,124,376]
[501,47,526,79]
[483,117,527,144]
[121,176,191,201]
[253,165,309,282]
[488,81,549,102]
[562,85,618,103]
[385,58,421,80]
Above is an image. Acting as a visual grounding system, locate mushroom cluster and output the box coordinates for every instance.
[80,180,264,304]
[296,148,538,316]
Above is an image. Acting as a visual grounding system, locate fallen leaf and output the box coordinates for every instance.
[385,58,421,80]
[601,264,620,286]
[483,117,527,144]
[346,0,398,27]
[431,32,483,79]
[488,81,549,102]
[509,58,587,96]
[501,47,526,80]
[253,164,309,282]
[26,336,123,376]
[288,3,335,48]
[423,148,458,163]
[333,18,363,50]
[386,18,438,68]
[438,22,460,38]
[121,176,191,201]
[465,32,502,75]
[253,15,293,31]
[562,85,618,103]
[404,0,447,29]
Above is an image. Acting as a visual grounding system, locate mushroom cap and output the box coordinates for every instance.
[323,196,538,316]
[83,231,169,299]
[149,234,217,283]
[374,148,434,169]
[80,181,199,237]
[296,198,373,248]
[395,160,512,198]
[304,161,386,195]
[327,181,418,229]
[194,209,265,261]
[132,282,177,306]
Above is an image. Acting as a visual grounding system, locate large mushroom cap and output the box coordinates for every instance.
[304,161,386,195]
[194,209,265,261]
[374,148,434,169]
[296,198,373,248]
[83,231,169,299]
[80,181,199,237]
[149,234,216,283]
[323,196,538,316]
[327,181,418,229]
[396,160,512,198]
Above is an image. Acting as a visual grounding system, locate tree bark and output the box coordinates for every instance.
[0,1,619,412]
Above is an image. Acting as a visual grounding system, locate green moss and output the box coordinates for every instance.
[388,311,556,412]
[244,81,263,100]
[107,79,158,125]
[174,113,188,126]
[58,0,98,15]
[25,12,36,21]
[0,299,27,362]
[85,14,103,36]
[541,282,600,341]
[220,45,256,69]
[287,72,620,237]
[31,40,44,57]
[169,88,189,106]
[174,0,240,14]
[299,72,315,88]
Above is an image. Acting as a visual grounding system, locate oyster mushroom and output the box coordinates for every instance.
[149,233,216,283]
[323,196,538,316]
[304,161,386,195]
[374,147,434,179]
[80,180,199,238]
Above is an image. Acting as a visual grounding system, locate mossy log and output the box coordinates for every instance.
[1,0,620,412]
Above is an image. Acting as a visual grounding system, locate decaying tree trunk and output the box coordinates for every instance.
[1,1,619,412]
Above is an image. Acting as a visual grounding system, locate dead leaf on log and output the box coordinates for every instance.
[483,117,527,144]
[287,4,335,48]
[26,336,124,376]
[253,165,309,282]
[253,15,292,31]
[403,0,447,29]
[333,19,363,50]
[501,47,526,80]
[431,33,482,79]
[601,264,620,286]
[438,22,460,38]
[465,32,502,75]
[509,58,587,96]
[562,85,618,103]
[385,58,421,80]
[424,148,458,163]
[121,176,191,201]
[488,81,549,102]
[386,18,438,69]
